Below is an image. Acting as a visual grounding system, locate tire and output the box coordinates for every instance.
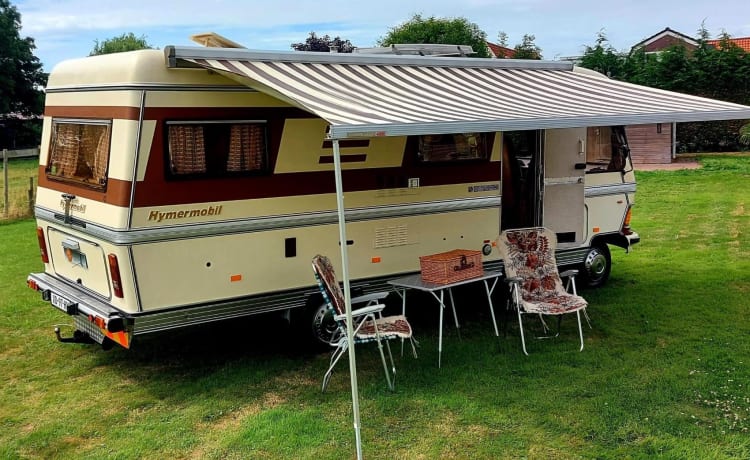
[309,301,337,347]
[579,243,611,288]
[290,295,336,350]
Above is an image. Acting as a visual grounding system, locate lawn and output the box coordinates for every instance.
[1,155,748,459]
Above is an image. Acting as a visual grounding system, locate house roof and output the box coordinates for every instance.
[706,37,750,52]
[632,27,698,51]
[486,41,515,58]
[165,46,750,139]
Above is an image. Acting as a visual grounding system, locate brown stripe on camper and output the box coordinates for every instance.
[132,162,498,207]
[44,106,141,120]
[37,165,132,207]
[131,127,497,207]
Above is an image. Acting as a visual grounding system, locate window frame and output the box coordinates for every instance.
[45,118,113,191]
[164,119,270,180]
[415,132,492,164]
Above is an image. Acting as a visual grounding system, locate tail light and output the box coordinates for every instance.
[621,206,633,235]
[36,227,49,263]
[108,254,124,298]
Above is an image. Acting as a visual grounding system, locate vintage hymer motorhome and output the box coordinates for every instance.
[27,41,750,349]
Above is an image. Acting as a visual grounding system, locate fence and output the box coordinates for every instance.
[2,148,38,221]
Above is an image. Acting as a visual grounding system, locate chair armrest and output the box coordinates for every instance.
[351,291,389,305]
[560,269,579,279]
[333,303,385,321]
[504,276,522,284]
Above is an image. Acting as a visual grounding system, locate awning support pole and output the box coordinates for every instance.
[332,138,363,460]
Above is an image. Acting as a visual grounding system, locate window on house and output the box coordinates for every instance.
[417,133,490,162]
[167,121,267,177]
[585,126,630,173]
[46,119,112,190]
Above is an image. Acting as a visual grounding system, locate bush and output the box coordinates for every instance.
[677,120,749,152]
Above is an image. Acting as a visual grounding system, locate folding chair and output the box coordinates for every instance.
[312,255,417,391]
[496,228,589,354]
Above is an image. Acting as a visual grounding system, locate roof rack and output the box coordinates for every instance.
[353,44,475,57]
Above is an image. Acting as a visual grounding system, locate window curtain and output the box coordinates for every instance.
[169,125,206,174]
[227,125,264,172]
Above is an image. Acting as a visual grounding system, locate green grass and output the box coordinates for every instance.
[1,154,749,459]
[0,158,38,220]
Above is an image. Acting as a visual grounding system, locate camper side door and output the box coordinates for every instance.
[542,128,586,245]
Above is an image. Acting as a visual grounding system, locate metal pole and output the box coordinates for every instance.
[28,176,35,216]
[3,149,8,217]
[332,138,363,460]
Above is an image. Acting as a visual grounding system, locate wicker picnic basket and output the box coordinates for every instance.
[419,249,483,284]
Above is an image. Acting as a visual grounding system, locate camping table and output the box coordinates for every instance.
[388,270,503,368]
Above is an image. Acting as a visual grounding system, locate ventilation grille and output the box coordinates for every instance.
[374,225,408,248]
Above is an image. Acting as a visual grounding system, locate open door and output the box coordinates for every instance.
[501,130,543,231]
[542,128,586,245]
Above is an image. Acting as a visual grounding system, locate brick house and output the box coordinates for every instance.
[706,36,750,51]
[486,41,516,58]
[631,27,699,54]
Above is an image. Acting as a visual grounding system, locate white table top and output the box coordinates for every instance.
[387,269,504,292]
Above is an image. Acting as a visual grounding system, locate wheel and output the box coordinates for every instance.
[290,295,336,350]
[309,302,338,347]
[579,243,611,288]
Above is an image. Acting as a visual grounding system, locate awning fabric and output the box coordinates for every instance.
[165,46,750,139]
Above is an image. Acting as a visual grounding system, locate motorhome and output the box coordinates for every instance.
[27,42,750,349]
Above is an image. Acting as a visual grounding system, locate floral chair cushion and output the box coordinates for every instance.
[497,228,587,315]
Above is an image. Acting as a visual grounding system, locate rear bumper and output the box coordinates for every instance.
[626,231,641,246]
[27,272,128,335]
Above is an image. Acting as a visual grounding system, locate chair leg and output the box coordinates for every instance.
[384,339,397,386]
[409,337,419,359]
[376,338,395,391]
[517,308,529,356]
[322,342,347,392]
[577,309,584,352]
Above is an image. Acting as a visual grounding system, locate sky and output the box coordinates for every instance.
[14,0,750,72]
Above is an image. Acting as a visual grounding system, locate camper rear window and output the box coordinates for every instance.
[586,126,629,173]
[166,121,268,177]
[46,119,112,190]
[417,133,490,162]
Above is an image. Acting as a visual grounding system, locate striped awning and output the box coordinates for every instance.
[165,46,750,139]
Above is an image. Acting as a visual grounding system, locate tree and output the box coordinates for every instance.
[90,32,154,55]
[578,30,626,78]
[0,0,46,147]
[377,14,490,58]
[512,34,542,59]
[291,32,354,53]
[497,31,509,48]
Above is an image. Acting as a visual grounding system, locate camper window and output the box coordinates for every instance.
[585,126,629,173]
[417,133,489,162]
[167,121,267,177]
[46,119,112,190]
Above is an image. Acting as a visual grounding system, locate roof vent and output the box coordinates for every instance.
[190,32,246,49]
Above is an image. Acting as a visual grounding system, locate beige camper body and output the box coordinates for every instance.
[28,49,641,349]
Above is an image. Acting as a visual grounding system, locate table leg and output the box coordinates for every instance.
[447,288,461,340]
[484,278,500,337]
[438,290,444,368]
[399,288,406,356]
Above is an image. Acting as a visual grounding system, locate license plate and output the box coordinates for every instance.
[50,292,73,313]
